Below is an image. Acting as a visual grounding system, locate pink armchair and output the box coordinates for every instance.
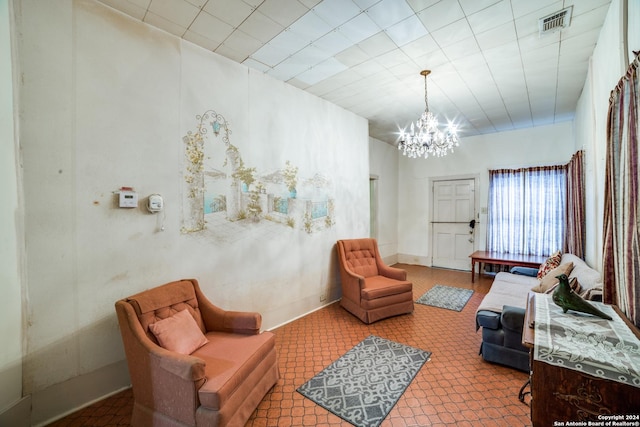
[115,279,279,426]
[336,238,414,323]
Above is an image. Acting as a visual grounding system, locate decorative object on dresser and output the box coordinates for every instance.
[523,292,640,425]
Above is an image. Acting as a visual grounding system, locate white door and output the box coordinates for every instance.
[431,179,476,270]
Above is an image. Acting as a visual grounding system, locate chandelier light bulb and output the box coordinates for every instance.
[398,70,459,159]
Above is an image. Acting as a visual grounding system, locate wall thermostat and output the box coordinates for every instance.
[119,189,138,208]
[147,194,164,213]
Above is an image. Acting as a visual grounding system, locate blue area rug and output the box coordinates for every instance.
[416,285,474,311]
[297,335,431,427]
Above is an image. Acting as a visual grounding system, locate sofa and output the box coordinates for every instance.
[475,253,603,372]
[115,278,279,427]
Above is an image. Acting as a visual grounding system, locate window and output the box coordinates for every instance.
[487,166,566,256]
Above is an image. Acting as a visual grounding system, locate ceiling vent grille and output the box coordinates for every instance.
[539,6,573,35]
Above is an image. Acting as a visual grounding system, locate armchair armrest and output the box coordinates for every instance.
[194,283,262,334]
[501,305,526,333]
[377,263,407,281]
[154,347,206,381]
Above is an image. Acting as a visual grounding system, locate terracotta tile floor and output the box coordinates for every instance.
[47,265,532,427]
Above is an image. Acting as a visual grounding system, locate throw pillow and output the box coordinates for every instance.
[544,276,582,295]
[536,250,562,279]
[148,309,209,355]
[531,262,574,293]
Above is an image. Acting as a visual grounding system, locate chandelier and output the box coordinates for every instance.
[398,70,459,159]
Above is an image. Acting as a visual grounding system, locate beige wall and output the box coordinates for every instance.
[396,121,575,266]
[13,0,368,424]
[574,0,637,271]
[0,0,24,419]
[369,136,399,262]
[4,0,637,425]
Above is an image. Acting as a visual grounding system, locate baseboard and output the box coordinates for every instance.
[31,359,130,427]
[397,253,429,266]
[0,395,31,427]
[267,298,339,332]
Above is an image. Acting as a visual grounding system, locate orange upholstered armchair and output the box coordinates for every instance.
[115,279,279,427]
[336,238,414,323]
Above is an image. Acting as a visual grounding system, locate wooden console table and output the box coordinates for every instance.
[522,292,640,426]
[469,251,546,282]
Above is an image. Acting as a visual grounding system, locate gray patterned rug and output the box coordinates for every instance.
[416,285,473,311]
[297,335,431,427]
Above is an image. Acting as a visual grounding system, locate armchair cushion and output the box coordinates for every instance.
[194,331,276,410]
[149,309,209,355]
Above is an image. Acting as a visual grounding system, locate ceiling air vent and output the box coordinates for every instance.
[539,6,573,35]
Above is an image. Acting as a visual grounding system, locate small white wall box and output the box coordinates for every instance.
[119,188,138,208]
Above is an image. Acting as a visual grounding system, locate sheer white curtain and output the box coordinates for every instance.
[487,166,567,256]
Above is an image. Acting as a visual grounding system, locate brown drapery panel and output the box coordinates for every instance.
[603,53,640,328]
[564,150,585,258]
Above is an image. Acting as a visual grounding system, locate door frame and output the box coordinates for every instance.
[427,173,480,267]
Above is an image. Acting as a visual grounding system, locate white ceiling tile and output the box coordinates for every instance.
[268,29,310,55]
[298,0,322,8]
[313,30,355,57]
[571,0,612,16]
[413,49,449,70]
[353,0,381,10]
[292,44,331,66]
[357,31,396,57]
[222,29,262,55]
[513,2,563,38]
[148,0,200,27]
[295,57,348,85]
[238,10,284,41]
[258,0,311,27]
[103,0,613,144]
[417,0,465,32]
[241,57,271,72]
[288,11,332,41]
[366,0,415,30]
[99,0,147,20]
[441,36,480,61]
[189,11,234,43]
[335,44,371,67]
[184,0,206,7]
[510,0,562,19]
[406,0,443,14]
[400,34,438,59]
[375,48,411,69]
[338,13,381,44]
[475,21,516,51]
[385,15,428,47]
[182,30,222,51]
[202,0,253,27]
[458,0,503,16]
[250,42,291,66]
[311,0,361,27]
[144,11,187,37]
[430,19,474,48]
[215,43,250,62]
[466,0,513,35]
[267,58,309,81]
[560,5,610,39]
[350,59,387,77]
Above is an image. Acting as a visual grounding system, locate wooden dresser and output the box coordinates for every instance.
[523,292,640,426]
